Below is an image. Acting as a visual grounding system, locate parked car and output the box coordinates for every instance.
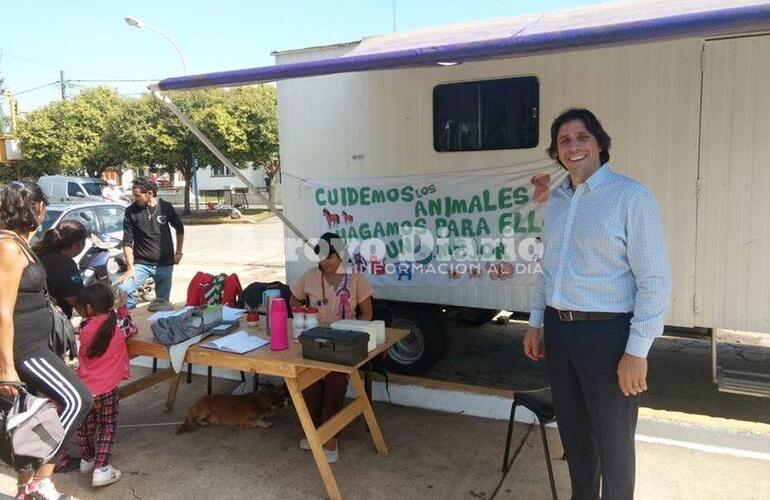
[31,201,125,247]
[38,175,107,203]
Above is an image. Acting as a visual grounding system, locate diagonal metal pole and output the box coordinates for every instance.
[151,90,310,247]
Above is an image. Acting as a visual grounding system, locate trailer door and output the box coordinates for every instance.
[696,35,770,333]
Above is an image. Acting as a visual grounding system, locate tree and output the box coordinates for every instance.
[16,87,125,178]
[14,100,65,177]
[114,92,203,214]
[213,85,279,180]
[121,86,279,214]
[13,84,279,214]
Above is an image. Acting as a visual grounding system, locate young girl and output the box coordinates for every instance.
[75,282,131,487]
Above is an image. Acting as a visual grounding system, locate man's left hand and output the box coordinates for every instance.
[617,353,648,397]
[174,252,183,264]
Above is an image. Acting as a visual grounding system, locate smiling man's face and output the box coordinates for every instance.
[556,119,603,180]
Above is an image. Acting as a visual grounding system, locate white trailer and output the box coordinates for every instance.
[153,0,770,385]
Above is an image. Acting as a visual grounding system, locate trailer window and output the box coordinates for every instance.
[433,76,539,152]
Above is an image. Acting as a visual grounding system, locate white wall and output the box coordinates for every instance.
[120,169,134,187]
[695,35,770,333]
[195,165,267,191]
[119,169,185,189]
[276,38,704,328]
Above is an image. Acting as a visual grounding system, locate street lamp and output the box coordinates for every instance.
[124,16,200,210]
[123,17,188,75]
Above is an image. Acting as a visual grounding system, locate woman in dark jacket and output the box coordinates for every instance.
[32,220,88,319]
[0,180,92,500]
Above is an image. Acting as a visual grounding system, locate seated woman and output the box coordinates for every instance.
[32,220,88,319]
[289,232,373,463]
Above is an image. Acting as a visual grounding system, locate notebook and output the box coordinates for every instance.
[201,331,269,354]
[222,306,247,322]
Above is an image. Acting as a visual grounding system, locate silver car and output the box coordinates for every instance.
[31,201,126,248]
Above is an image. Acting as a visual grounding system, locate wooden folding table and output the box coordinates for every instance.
[121,306,408,500]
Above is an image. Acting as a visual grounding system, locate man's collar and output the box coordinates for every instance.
[586,164,611,190]
[559,163,611,193]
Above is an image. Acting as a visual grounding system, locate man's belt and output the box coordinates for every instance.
[554,309,627,322]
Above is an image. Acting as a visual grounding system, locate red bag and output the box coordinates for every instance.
[186,271,214,306]
[221,273,242,307]
[117,305,138,338]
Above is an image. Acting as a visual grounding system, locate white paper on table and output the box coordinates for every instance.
[222,306,247,322]
[201,331,268,354]
[148,306,193,323]
[167,333,204,373]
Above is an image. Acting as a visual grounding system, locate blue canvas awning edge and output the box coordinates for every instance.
[157,2,770,91]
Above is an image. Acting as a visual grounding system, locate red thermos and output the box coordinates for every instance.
[269,298,289,351]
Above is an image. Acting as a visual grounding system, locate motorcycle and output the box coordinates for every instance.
[79,233,155,301]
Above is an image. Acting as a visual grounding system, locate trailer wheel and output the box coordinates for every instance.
[386,306,447,375]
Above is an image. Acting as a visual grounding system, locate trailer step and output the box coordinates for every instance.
[717,368,770,398]
[713,329,770,399]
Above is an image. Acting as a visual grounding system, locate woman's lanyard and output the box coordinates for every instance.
[320,273,327,304]
[321,272,351,318]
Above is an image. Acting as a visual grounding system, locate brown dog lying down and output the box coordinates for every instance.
[177,383,290,434]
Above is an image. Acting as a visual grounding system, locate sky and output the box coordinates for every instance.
[1,0,609,113]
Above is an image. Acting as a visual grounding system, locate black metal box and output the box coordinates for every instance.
[300,327,369,366]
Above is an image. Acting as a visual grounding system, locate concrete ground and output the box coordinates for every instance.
[2,217,768,499]
[1,371,769,500]
[168,216,286,295]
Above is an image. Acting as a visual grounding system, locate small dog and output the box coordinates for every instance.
[177,383,290,434]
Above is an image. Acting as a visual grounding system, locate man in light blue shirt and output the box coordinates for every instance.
[523,109,670,500]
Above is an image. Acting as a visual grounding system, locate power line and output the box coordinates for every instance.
[2,52,149,80]
[14,81,60,96]
[12,78,154,99]
[68,78,159,83]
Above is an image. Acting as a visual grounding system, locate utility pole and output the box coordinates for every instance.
[392,0,397,32]
[59,70,66,100]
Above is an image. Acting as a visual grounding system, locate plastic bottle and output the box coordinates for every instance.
[269,298,289,351]
[291,307,306,342]
[371,320,386,344]
[304,307,319,331]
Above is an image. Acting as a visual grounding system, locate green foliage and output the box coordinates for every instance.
[0,106,10,135]
[119,86,279,214]
[14,85,279,214]
[193,86,279,175]
[15,87,125,177]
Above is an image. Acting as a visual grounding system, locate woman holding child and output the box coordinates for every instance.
[289,232,373,463]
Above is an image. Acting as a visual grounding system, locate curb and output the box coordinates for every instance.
[366,375,770,460]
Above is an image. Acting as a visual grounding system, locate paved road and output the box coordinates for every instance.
[167,217,286,304]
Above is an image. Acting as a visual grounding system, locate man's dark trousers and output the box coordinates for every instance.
[543,307,639,500]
